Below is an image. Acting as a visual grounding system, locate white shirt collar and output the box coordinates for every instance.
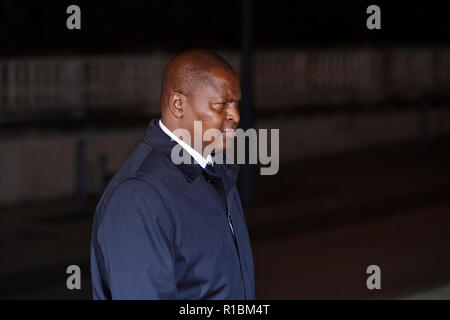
[159,119,213,169]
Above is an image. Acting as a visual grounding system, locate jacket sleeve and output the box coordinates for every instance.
[96,178,177,299]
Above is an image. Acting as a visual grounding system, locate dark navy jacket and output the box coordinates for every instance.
[90,118,255,299]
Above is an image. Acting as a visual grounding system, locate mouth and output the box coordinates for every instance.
[222,128,236,138]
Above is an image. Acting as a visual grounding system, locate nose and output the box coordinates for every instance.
[225,102,240,127]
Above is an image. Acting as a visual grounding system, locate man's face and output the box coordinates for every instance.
[182,68,241,154]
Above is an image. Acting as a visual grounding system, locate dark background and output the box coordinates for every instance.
[1,1,449,53]
[0,1,449,299]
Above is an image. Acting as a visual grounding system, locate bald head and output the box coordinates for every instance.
[160,50,235,109]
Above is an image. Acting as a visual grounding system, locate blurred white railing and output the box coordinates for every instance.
[0,54,167,117]
[0,47,449,119]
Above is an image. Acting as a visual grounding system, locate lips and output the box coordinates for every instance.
[222,128,236,138]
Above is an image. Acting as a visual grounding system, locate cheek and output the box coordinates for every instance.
[200,107,224,129]
[201,117,225,144]
[203,120,225,142]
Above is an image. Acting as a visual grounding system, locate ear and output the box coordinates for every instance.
[168,92,185,118]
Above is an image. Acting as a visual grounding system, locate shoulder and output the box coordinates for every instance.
[101,147,172,209]
[95,145,178,227]
[136,148,177,181]
[96,177,173,237]
[110,177,163,205]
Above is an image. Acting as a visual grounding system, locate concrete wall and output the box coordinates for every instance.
[258,108,450,162]
[1,108,449,206]
[0,128,145,205]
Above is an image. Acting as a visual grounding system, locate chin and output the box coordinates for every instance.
[221,135,233,150]
[215,140,227,152]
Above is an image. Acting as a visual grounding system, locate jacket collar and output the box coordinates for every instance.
[158,119,213,168]
[143,118,240,184]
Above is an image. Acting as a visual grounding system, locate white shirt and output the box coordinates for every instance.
[159,119,213,169]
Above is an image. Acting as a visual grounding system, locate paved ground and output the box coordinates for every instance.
[1,138,449,299]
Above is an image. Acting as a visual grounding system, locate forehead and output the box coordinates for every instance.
[194,68,241,100]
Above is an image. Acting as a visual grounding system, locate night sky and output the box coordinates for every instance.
[0,1,449,55]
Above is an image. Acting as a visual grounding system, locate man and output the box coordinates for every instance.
[90,50,255,299]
